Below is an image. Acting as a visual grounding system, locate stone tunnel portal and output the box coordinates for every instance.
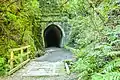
[44,24,63,48]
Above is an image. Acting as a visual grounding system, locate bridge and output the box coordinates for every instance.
[1,46,76,80]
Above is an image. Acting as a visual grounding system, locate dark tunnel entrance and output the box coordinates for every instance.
[44,24,63,48]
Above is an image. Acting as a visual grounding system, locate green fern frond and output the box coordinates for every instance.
[92,72,120,80]
[102,58,120,73]
[72,58,90,72]
[105,51,120,56]
[78,71,89,80]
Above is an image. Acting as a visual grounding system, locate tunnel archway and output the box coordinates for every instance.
[44,24,63,48]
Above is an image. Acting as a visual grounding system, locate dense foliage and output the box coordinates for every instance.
[0,0,41,75]
[63,0,120,80]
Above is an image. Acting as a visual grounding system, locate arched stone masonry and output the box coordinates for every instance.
[43,22,65,48]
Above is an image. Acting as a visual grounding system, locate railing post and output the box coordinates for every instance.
[10,51,14,69]
[20,49,23,62]
[27,48,29,59]
[8,45,31,75]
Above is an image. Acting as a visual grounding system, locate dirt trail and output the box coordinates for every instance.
[35,47,75,62]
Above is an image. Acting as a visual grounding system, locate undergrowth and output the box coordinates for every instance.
[65,0,120,80]
[0,0,41,75]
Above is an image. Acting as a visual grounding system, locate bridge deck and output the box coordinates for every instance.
[0,48,77,80]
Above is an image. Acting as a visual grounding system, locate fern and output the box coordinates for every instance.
[78,71,89,80]
[105,51,120,56]
[92,72,120,80]
[102,58,120,73]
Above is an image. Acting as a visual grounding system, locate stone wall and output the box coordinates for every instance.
[40,15,71,48]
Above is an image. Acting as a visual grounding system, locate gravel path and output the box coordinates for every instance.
[35,47,75,62]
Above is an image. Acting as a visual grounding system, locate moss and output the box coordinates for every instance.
[0,0,43,74]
